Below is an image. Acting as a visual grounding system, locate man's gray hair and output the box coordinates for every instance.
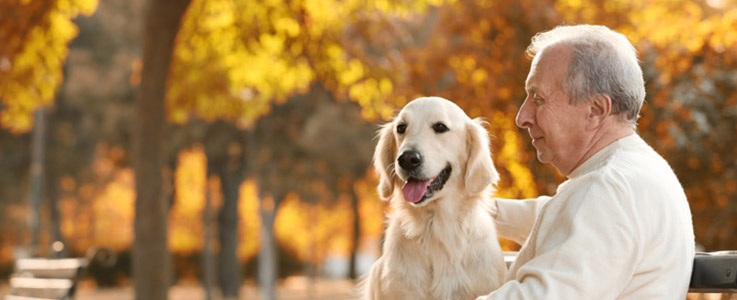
[526,24,646,126]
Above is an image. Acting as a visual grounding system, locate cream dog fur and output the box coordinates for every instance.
[359,97,506,300]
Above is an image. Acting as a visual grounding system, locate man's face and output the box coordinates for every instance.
[516,45,592,175]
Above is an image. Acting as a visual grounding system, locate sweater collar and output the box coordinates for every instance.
[567,134,641,179]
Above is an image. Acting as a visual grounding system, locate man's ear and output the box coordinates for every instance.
[464,118,499,195]
[587,94,612,129]
[373,122,397,200]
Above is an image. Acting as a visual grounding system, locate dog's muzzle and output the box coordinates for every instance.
[401,165,452,205]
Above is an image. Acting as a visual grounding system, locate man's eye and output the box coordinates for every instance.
[432,122,449,133]
[397,123,407,134]
[531,92,544,105]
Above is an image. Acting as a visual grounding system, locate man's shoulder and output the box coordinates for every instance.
[558,146,680,202]
[604,140,682,189]
[553,135,686,210]
[575,139,689,217]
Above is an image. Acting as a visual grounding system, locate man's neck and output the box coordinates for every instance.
[562,122,635,176]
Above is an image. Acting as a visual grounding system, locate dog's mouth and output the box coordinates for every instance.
[401,165,452,205]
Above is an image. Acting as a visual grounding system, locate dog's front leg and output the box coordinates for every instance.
[362,257,386,300]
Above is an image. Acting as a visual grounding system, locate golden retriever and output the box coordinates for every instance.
[359,97,506,300]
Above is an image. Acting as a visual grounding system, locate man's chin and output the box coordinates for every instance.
[536,152,552,164]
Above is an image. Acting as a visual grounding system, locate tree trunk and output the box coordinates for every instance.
[46,158,67,258]
[218,168,242,299]
[45,106,65,257]
[29,108,46,256]
[132,0,190,299]
[348,186,361,280]
[203,122,245,300]
[258,195,279,300]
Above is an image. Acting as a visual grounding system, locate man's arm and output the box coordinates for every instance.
[482,178,639,299]
[493,196,551,245]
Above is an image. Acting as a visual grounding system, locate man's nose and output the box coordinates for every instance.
[398,150,422,171]
[515,99,533,129]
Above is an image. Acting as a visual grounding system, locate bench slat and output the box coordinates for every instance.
[503,251,737,293]
[16,259,85,271]
[8,277,74,299]
[689,251,737,293]
[14,259,85,279]
[10,277,74,290]
[4,295,60,300]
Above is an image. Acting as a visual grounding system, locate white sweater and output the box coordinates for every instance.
[477,134,695,300]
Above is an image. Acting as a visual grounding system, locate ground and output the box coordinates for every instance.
[1,276,355,300]
[1,277,733,299]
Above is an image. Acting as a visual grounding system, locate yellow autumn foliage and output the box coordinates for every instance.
[0,0,97,133]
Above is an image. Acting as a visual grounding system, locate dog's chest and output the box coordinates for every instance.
[388,228,497,299]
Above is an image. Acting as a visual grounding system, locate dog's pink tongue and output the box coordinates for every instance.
[402,179,432,203]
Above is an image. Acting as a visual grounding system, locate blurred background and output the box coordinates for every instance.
[1,0,736,299]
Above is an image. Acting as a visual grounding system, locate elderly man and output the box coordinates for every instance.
[477,25,695,299]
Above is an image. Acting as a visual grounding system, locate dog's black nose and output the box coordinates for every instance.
[398,150,422,171]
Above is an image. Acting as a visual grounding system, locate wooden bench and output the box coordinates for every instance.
[502,251,737,294]
[4,247,116,300]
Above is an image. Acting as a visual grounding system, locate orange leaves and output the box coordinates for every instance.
[348,77,395,119]
[482,111,539,199]
[167,0,460,126]
[0,0,98,133]
[0,0,53,63]
[274,16,301,38]
[339,59,366,86]
[169,0,330,126]
[705,9,737,52]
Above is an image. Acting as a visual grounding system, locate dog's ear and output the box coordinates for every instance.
[464,118,499,195]
[373,122,397,200]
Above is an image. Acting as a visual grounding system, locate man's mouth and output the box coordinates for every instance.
[401,166,452,205]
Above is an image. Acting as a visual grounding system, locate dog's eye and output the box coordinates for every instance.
[397,123,407,134]
[432,122,449,133]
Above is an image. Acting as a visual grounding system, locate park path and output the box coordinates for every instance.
[3,278,730,299]
[2,276,356,300]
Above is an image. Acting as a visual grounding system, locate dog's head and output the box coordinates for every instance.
[373,97,499,207]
